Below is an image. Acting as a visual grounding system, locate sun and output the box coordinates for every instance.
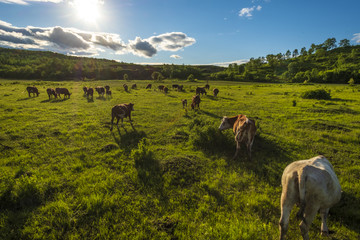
[71,0,102,23]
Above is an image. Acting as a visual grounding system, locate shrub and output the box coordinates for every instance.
[300,89,331,100]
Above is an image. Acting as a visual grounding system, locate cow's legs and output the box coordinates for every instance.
[247,136,255,160]
[320,208,330,236]
[279,184,297,240]
[233,141,240,159]
[110,115,115,131]
[299,204,319,240]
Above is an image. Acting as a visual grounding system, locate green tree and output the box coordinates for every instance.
[323,38,337,50]
[300,47,307,56]
[292,49,299,58]
[285,50,291,59]
[339,39,350,48]
[123,73,129,81]
[187,74,195,81]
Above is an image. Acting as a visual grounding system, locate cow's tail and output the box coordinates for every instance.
[297,167,307,222]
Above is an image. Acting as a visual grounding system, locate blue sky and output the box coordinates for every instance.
[0,0,359,66]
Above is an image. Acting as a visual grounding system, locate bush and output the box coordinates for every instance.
[300,89,331,100]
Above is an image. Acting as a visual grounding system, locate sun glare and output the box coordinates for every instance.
[71,0,102,23]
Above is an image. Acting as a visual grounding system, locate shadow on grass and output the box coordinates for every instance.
[331,191,360,236]
[111,124,146,152]
[200,110,221,119]
[17,97,34,101]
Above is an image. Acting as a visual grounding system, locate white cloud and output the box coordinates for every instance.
[239,5,262,18]
[0,0,62,4]
[148,32,196,51]
[352,33,360,43]
[0,20,196,58]
[170,54,182,59]
[209,59,249,67]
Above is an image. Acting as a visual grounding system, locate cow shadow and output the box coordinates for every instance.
[330,191,360,236]
[206,95,219,101]
[111,124,146,152]
[87,98,94,103]
[96,96,106,101]
[17,97,33,101]
[49,98,70,103]
[200,110,221,119]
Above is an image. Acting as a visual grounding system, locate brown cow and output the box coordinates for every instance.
[163,87,169,94]
[213,88,219,97]
[191,95,201,110]
[87,87,94,98]
[55,88,71,98]
[146,84,152,89]
[105,85,110,92]
[110,103,134,131]
[182,99,187,108]
[205,84,210,90]
[26,86,39,97]
[172,84,179,89]
[158,85,165,91]
[196,87,207,96]
[106,89,112,98]
[95,86,105,97]
[46,88,57,99]
[218,114,256,160]
[131,84,137,89]
[177,85,184,92]
[123,84,128,92]
[279,155,341,240]
[83,86,88,95]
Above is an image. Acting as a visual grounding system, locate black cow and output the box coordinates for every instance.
[26,86,39,97]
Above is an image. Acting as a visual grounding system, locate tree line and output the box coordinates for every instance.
[211,38,360,84]
[0,48,223,81]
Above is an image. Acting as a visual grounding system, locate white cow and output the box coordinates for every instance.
[279,155,341,240]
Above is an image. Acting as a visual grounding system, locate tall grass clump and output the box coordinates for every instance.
[300,89,331,100]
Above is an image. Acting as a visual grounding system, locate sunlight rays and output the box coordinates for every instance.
[70,0,103,24]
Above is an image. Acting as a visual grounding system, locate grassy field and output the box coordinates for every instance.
[0,79,360,239]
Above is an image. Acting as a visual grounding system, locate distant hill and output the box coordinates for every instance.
[0,47,225,81]
[211,42,360,84]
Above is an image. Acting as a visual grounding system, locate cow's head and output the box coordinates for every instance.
[128,103,134,111]
[218,117,232,131]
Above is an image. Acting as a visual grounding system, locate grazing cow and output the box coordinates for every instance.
[196,87,207,96]
[46,88,57,99]
[191,95,201,110]
[177,85,184,92]
[163,87,169,94]
[106,89,112,98]
[131,84,137,89]
[26,86,39,97]
[146,84,152,89]
[83,86,88,95]
[105,85,110,92]
[95,86,105,97]
[213,88,219,97]
[182,99,187,108]
[218,114,256,160]
[205,84,210,90]
[110,103,134,131]
[55,88,71,98]
[158,85,165,91]
[172,84,179,89]
[279,155,341,240]
[123,84,128,92]
[87,87,94,98]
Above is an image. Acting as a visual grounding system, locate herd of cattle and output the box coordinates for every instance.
[25,83,342,240]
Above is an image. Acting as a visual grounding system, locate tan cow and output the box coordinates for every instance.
[218,114,256,160]
[279,155,341,240]
[191,95,201,110]
[110,103,134,131]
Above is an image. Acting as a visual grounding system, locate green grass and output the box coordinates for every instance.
[1,79,360,239]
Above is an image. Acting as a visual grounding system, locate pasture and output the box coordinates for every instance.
[0,79,359,239]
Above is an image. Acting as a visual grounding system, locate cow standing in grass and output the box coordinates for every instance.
[218,114,256,160]
[55,88,71,98]
[213,88,219,97]
[158,85,165,91]
[87,87,94,99]
[132,84,137,89]
[191,95,201,110]
[123,84,128,92]
[46,88,57,99]
[146,84,152,89]
[95,86,105,97]
[110,103,134,131]
[26,86,39,97]
[182,99,187,108]
[164,87,169,94]
[279,155,341,240]
[205,84,210,90]
[196,87,207,96]
[83,87,88,95]
[177,85,184,92]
